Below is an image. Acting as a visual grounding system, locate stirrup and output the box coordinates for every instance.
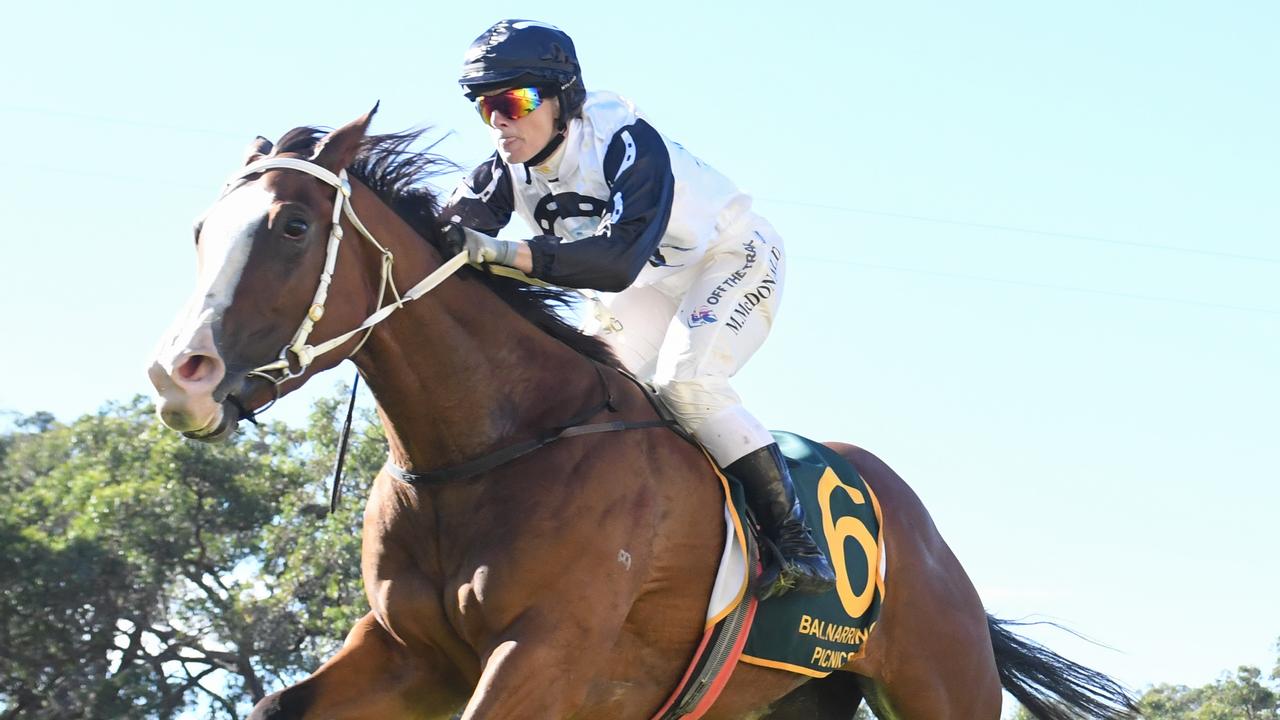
[775,519,836,598]
[754,533,835,601]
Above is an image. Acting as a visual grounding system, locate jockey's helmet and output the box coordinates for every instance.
[458,19,586,129]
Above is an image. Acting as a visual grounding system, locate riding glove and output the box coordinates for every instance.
[442,223,519,267]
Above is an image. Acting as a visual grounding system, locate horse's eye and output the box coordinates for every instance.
[283,218,309,239]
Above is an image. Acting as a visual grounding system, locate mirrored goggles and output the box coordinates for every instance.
[475,87,544,125]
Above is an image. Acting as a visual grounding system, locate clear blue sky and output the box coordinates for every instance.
[2,0,1276,703]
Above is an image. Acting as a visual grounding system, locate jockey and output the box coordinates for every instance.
[439,19,835,600]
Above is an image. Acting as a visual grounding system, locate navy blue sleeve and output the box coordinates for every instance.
[527,120,675,291]
[438,152,514,236]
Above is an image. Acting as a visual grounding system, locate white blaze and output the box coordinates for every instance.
[194,184,276,318]
[155,184,275,370]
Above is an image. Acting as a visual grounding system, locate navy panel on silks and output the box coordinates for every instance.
[736,431,885,677]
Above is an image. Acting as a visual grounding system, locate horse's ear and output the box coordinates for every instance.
[312,102,379,173]
[243,136,273,165]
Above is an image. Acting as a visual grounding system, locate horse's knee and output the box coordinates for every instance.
[247,683,315,720]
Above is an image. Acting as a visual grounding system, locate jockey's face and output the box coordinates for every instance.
[481,87,559,165]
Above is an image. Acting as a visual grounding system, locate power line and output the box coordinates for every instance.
[0,176,1268,317]
[790,254,1280,317]
[3,104,1274,316]
[0,103,245,140]
[0,161,214,193]
[8,102,1276,268]
[3,171,1268,316]
[758,197,1280,265]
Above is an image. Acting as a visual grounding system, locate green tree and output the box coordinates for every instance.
[0,390,383,719]
[1138,647,1280,720]
[1004,648,1280,719]
[1273,637,1280,684]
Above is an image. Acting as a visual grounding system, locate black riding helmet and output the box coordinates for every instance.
[459,19,587,132]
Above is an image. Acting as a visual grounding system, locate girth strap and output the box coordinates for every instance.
[385,361,673,484]
[385,417,671,484]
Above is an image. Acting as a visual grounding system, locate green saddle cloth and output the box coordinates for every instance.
[733,431,885,677]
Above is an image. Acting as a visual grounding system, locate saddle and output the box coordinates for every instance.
[625,368,886,720]
[623,373,886,646]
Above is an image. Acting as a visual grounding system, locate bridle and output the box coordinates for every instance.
[222,157,468,410]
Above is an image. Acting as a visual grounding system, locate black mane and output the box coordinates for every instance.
[271,126,618,368]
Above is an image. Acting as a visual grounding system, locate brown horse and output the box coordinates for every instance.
[147,109,1138,720]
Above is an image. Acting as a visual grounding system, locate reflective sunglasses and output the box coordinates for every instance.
[475,87,545,125]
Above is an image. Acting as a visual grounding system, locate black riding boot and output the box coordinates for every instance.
[726,443,837,600]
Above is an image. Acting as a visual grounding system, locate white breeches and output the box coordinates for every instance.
[587,215,786,466]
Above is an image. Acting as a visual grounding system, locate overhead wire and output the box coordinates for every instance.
[788,255,1280,317]
[4,103,1275,317]
[757,197,1280,265]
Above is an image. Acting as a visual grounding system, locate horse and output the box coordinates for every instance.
[146,108,1139,720]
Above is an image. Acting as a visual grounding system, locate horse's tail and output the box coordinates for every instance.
[988,614,1141,720]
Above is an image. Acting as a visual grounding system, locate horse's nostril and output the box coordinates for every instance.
[178,355,209,382]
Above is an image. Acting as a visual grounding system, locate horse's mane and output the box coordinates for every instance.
[271,126,619,368]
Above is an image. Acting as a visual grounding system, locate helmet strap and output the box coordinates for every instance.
[523,128,566,168]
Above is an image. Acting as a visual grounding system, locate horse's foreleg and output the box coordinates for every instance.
[249,612,467,720]
[457,610,638,720]
[755,669,866,719]
[458,638,589,720]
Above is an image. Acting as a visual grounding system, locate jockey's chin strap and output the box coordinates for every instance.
[225,156,469,393]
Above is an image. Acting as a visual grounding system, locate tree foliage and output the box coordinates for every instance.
[0,391,382,719]
[1007,641,1280,719]
[1137,651,1280,720]
[4,395,1278,719]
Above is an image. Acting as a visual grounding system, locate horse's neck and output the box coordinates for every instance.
[345,188,598,473]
